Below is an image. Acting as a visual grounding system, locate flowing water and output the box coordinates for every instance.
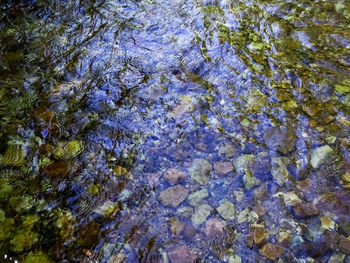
[1,0,350,262]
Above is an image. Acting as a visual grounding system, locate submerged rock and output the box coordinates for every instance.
[187,188,209,206]
[271,157,290,186]
[214,161,233,175]
[233,154,254,174]
[192,204,213,225]
[164,168,187,185]
[0,144,27,167]
[310,145,333,169]
[159,185,189,207]
[189,159,212,185]
[259,243,284,260]
[263,127,296,154]
[168,245,197,263]
[53,140,83,160]
[204,218,227,237]
[293,202,319,218]
[24,251,55,263]
[216,200,235,221]
[247,225,269,246]
[93,200,120,217]
[243,170,260,190]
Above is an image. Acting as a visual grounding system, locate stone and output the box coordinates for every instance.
[24,251,55,263]
[217,200,235,220]
[187,188,209,207]
[276,231,292,247]
[177,207,194,218]
[169,218,184,235]
[192,204,213,225]
[263,126,296,154]
[320,216,335,231]
[271,157,290,186]
[164,168,187,185]
[339,236,350,254]
[218,144,235,158]
[293,202,319,218]
[168,245,197,263]
[247,226,269,246]
[274,192,302,206]
[189,159,212,185]
[159,185,189,208]
[316,190,350,215]
[184,224,196,239]
[214,161,233,175]
[233,154,254,174]
[147,172,162,188]
[259,243,284,260]
[53,140,83,160]
[310,145,333,169]
[93,200,120,217]
[243,170,260,190]
[205,218,227,237]
[328,254,346,263]
[251,153,271,175]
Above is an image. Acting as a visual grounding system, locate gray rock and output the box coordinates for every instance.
[310,145,333,169]
[189,159,212,185]
[243,170,260,190]
[217,200,235,220]
[271,157,290,186]
[187,188,209,207]
[233,154,254,174]
[159,185,189,207]
[192,204,213,225]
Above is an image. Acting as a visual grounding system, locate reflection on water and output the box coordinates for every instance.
[1,0,350,262]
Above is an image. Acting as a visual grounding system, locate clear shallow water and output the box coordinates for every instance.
[0,0,350,262]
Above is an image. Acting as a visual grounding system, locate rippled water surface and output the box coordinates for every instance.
[1,0,350,262]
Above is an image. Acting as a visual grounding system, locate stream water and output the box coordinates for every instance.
[1,0,350,262]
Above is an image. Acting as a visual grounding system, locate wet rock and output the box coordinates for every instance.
[237,208,259,224]
[316,190,350,215]
[188,159,212,185]
[9,195,34,213]
[339,236,350,254]
[169,218,184,235]
[24,251,55,263]
[214,161,233,175]
[1,144,27,167]
[168,245,197,263]
[114,165,133,179]
[328,254,346,263]
[218,144,235,158]
[311,145,333,169]
[339,217,350,235]
[10,229,39,253]
[293,202,319,218]
[263,126,296,154]
[247,225,269,246]
[259,243,285,260]
[274,191,301,206]
[0,179,13,201]
[233,154,254,174]
[253,205,266,216]
[320,216,335,231]
[243,170,260,190]
[164,168,187,185]
[177,206,194,218]
[147,172,162,188]
[216,200,235,221]
[271,157,290,186]
[192,204,213,225]
[187,188,209,206]
[53,140,83,160]
[276,231,292,247]
[251,153,271,175]
[159,185,189,207]
[0,218,15,241]
[184,224,196,239]
[93,200,120,217]
[204,218,227,237]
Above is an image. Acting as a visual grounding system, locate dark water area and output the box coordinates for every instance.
[1,0,350,262]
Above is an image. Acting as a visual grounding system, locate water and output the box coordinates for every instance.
[0,0,350,262]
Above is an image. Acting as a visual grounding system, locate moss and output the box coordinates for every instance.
[23,251,55,263]
[9,195,34,213]
[10,229,39,253]
[0,218,15,241]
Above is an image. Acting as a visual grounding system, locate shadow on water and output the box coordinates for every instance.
[0,0,350,262]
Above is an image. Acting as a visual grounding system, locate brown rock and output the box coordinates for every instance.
[339,236,350,254]
[293,202,319,218]
[214,162,233,175]
[316,191,350,215]
[204,218,227,238]
[259,243,284,260]
[168,245,197,263]
[263,127,296,154]
[276,231,292,247]
[159,185,189,207]
[164,168,187,185]
[169,218,184,235]
[247,226,269,247]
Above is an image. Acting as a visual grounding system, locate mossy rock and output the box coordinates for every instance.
[0,218,15,241]
[0,179,13,200]
[9,195,34,213]
[23,251,55,263]
[53,140,83,160]
[0,144,27,167]
[10,229,39,253]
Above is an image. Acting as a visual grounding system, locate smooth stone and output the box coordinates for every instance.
[216,200,235,221]
[311,145,333,169]
[192,204,213,225]
[164,168,187,185]
[271,157,290,186]
[214,161,233,175]
[204,218,227,237]
[168,245,197,263]
[259,243,284,260]
[159,185,189,208]
[189,159,212,185]
[187,188,209,207]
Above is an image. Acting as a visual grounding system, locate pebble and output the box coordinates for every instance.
[310,145,333,169]
[189,159,212,185]
[159,185,189,207]
[243,170,260,190]
[168,245,197,263]
[263,127,296,154]
[169,218,184,235]
[259,243,284,260]
[187,188,209,207]
[192,204,213,225]
[233,154,254,174]
[164,168,187,185]
[204,218,227,237]
[271,157,290,186]
[216,200,235,221]
[293,202,319,218]
[247,225,269,246]
[214,161,233,175]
